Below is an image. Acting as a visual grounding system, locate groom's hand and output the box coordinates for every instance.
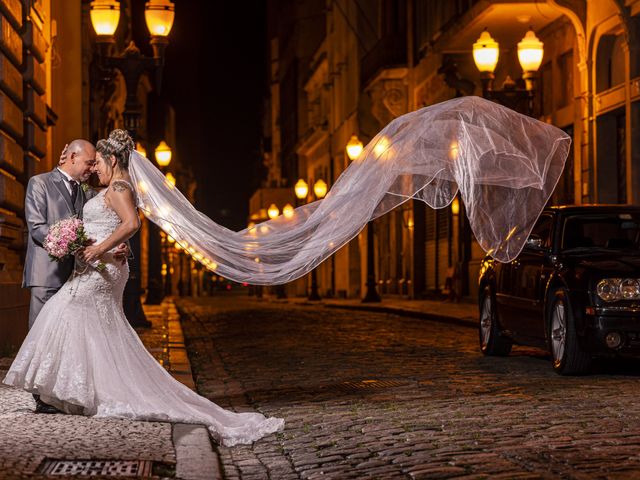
[113,243,129,265]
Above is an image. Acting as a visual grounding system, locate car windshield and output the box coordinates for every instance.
[562,213,640,251]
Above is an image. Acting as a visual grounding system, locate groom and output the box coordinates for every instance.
[23,139,128,414]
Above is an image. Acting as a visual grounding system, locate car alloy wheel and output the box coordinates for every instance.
[551,301,566,364]
[480,295,492,350]
[548,288,591,375]
[479,286,512,356]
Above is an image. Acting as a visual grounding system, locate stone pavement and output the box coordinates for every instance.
[0,299,219,480]
[177,294,640,480]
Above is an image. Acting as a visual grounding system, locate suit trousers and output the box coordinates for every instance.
[29,286,60,329]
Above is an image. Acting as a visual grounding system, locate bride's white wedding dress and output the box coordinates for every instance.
[2,183,284,447]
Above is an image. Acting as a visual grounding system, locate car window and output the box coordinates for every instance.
[562,213,640,250]
[530,214,553,249]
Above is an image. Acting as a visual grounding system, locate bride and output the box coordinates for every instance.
[2,129,284,447]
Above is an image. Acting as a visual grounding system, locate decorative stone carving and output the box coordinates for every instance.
[365,71,409,127]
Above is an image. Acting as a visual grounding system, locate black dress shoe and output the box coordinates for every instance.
[34,397,63,414]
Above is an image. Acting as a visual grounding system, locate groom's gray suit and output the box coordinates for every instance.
[23,168,95,328]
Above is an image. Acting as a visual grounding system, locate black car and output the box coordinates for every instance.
[478,205,640,375]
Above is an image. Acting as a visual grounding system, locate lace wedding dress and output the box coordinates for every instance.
[2,183,284,447]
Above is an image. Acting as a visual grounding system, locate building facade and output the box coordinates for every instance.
[257,0,640,301]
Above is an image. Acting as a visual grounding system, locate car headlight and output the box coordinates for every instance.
[597,278,640,302]
[621,278,640,299]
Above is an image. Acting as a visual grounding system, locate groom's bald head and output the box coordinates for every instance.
[66,139,95,157]
[59,139,96,182]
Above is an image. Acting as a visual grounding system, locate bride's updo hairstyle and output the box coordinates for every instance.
[96,129,135,170]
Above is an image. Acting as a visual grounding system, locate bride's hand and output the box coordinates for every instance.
[79,244,104,264]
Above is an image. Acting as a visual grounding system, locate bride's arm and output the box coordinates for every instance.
[81,181,140,264]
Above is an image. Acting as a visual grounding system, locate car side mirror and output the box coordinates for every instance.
[526,234,543,249]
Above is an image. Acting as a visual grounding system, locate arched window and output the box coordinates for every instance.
[596,33,625,93]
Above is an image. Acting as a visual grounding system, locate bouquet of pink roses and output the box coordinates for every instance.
[44,216,105,271]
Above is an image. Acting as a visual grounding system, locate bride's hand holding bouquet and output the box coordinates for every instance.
[44,216,106,271]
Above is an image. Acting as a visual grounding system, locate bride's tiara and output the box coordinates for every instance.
[107,137,128,153]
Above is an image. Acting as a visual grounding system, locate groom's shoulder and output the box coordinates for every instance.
[27,171,56,190]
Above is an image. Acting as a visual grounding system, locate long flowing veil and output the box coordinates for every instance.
[128,96,570,285]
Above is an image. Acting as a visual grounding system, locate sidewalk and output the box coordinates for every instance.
[261,293,479,329]
[0,298,220,480]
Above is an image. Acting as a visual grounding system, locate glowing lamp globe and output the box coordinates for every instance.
[294,179,309,200]
[155,141,172,167]
[145,0,175,37]
[283,203,295,218]
[135,142,147,158]
[346,134,363,161]
[313,179,328,199]
[267,203,280,219]
[518,29,544,72]
[473,30,499,73]
[90,0,120,36]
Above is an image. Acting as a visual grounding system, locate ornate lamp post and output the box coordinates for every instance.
[143,140,173,304]
[293,179,318,300]
[89,0,175,325]
[472,27,544,116]
[305,179,328,301]
[346,135,381,303]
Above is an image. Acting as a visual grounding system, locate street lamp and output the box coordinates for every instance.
[346,134,364,161]
[267,203,280,219]
[346,137,381,302]
[472,27,544,116]
[155,140,172,168]
[295,179,309,200]
[305,180,327,301]
[165,172,176,188]
[144,139,173,305]
[313,179,327,199]
[90,0,175,324]
[135,142,147,158]
[282,203,294,219]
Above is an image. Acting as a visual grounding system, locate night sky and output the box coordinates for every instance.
[133,1,268,231]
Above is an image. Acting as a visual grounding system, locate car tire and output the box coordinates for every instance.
[548,288,592,375]
[479,286,512,356]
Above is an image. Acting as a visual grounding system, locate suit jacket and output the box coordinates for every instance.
[23,168,96,288]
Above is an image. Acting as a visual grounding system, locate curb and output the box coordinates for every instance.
[152,299,223,480]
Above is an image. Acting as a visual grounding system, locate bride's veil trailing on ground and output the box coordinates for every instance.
[128,96,570,285]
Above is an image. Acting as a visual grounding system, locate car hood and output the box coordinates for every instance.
[563,250,640,275]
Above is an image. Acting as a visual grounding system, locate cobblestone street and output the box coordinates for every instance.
[178,294,640,480]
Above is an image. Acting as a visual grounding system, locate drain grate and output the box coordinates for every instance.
[327,379,408,393]
[38,459,152,477]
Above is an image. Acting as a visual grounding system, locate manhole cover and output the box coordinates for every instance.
[38,459,152,477]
